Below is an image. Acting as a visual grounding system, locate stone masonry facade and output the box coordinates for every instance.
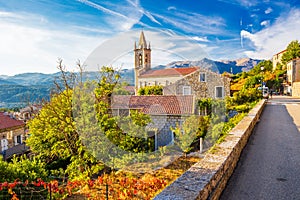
[163,69,231,100]
[148,115,189,149]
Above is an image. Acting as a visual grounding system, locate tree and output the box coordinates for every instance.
[171,115,205,157]
[0,156,48,182]
[26,60,102,180]
[137,85,163,95]
[249,60,272,75]
[282,40,300,65]
[93,66,153,153]
[74,66,154,171]
[113,81,132,95]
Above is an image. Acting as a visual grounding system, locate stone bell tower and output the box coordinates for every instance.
[134,31,151,94]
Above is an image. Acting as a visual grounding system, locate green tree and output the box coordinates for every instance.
[93,67,152,153]
[137,85,163,95]
[249,60,272,75]
[113,81,132,95]
[0,156,48,182]
[198,98,212,116]
[171,115,203,157]
[282,40,300,65]
[26,60,102,180]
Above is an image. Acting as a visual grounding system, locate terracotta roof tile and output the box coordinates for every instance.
[274,49,287,55]
[112,95,194,115]
[0,112,24,131]
[139,67,199,78]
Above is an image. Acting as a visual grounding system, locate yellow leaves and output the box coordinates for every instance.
[231,78,247,91]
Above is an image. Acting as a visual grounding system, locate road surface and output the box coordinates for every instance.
[220,96,300,200]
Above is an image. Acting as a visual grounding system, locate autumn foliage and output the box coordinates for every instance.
[0,175,167,200]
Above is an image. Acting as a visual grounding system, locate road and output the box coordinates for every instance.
[220,96,300,200]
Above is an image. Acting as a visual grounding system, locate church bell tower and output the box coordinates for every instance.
[134,31,151,94]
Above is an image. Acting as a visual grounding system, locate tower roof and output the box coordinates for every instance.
[139,31,147,48]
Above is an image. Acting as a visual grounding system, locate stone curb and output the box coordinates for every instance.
[154,99,267,200]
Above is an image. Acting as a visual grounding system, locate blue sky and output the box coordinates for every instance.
[1,0,300,75]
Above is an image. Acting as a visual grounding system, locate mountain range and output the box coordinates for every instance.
[0,58,261,108]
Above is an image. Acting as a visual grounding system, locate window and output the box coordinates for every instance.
[139,54,142,66]
[183,86,191,95]
[17,135,22,144]
[215,86,224,98]
[14,135,22,145]
[200,73,206,82]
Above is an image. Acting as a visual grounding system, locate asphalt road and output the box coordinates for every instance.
[220,96,300,200]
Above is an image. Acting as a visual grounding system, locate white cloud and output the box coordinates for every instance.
[153,9,227,35]
[84,29,210,71]
[192,36,209,42]
[168,6,176,11]
[218,0,258,7]
[260,20,270,26]
[0,0,147,76]
[77,0,128,19]
[240,8,300,59]
[265,7,273,14]
[0,11,104,75]
[76,0,143,31]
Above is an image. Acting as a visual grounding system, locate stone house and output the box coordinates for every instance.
[14,104,42,121]
[138,67,199,89]
[286,58,300,96]
[163,68,230,99]
[134,31,230,99]
[123,31,230,149]
[111,95,195,150]
[272,49,286,71]
[0,112,26,159]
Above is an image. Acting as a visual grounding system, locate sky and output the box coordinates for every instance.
[1,0,300,75]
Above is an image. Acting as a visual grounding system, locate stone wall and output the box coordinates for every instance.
[292,82,300,97]
[154,99,266,200]
[1,127,24,149]
[163,69,231,99]
[149,115,188,149]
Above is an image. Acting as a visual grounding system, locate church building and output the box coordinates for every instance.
[133,31,231,99]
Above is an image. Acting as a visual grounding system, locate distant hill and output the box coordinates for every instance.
[0,57,261,108]
[163,58,261,74]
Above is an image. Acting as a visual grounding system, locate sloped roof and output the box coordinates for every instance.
[139,31,147,48]
[139,67,199,78]
[274,49,287,56]
[0,112,25,131]
[111,95,194,115]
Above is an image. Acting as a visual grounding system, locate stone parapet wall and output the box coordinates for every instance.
[154,99,266,200]
[292,82,300,97]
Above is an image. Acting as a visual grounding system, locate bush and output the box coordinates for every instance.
[0,156,49,182]
[137,85,163,95]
